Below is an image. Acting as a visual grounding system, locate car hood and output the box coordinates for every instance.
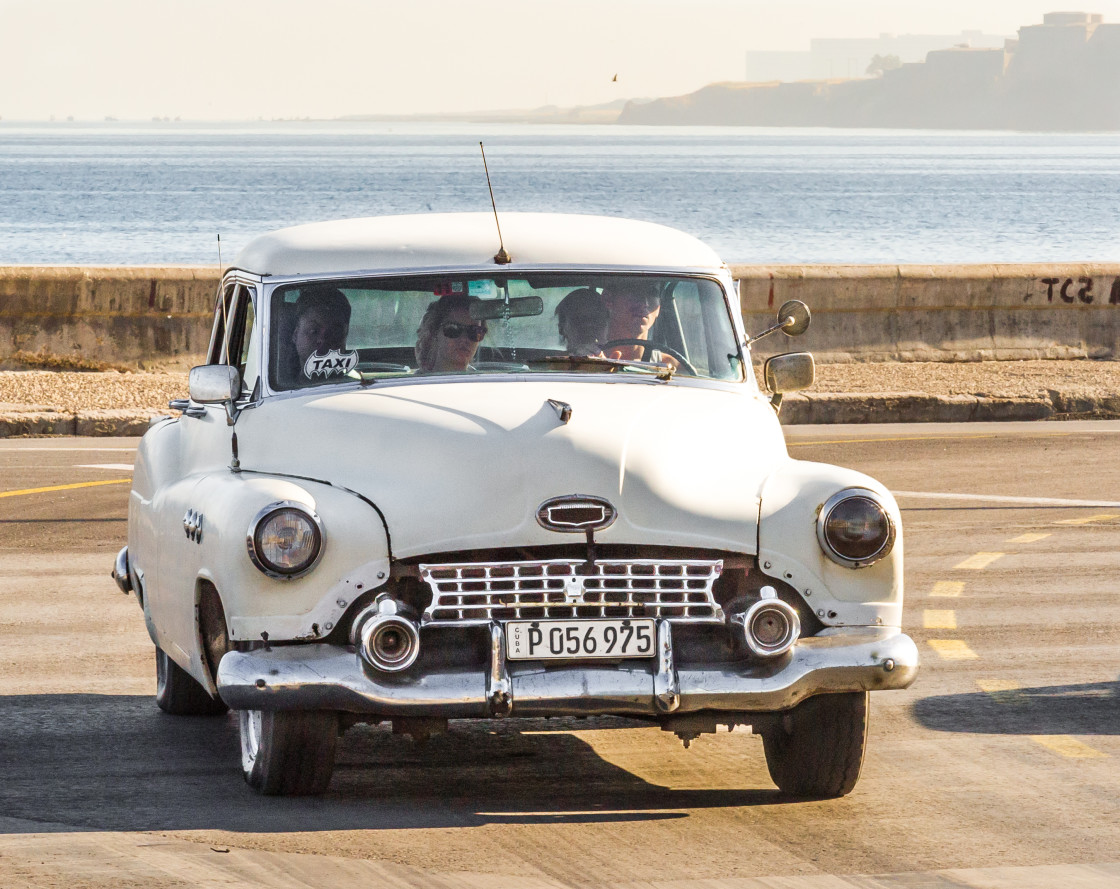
[240,379,789,559]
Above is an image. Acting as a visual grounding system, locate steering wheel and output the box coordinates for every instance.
[601,339,696,376]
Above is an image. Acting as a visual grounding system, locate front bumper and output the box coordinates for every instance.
[216,623,918,718]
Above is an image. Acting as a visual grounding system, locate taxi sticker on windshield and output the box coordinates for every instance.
[304,349,358,378]
[468,279,494,297]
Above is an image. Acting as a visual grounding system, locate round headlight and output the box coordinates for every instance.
[247,503,323,578]
[817,489,896,568]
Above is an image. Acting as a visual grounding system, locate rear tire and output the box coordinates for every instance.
[762,691,869,798]
[239,709,339,796]
[155,646,228,716]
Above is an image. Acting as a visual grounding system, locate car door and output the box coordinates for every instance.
[147,279,258,681]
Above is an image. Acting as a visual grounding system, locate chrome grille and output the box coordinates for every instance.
[419,558,724,627]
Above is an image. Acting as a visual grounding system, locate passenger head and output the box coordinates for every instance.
[555,288,608,356]
[602,279,661,342]
[292,286,351,367]
[415,294,487,372]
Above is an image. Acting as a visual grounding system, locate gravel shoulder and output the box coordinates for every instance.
[0,360,1118,413]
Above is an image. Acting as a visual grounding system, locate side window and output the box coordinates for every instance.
[207,281,238,365]
[224,284,259,398]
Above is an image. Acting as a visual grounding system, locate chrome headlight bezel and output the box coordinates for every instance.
[816,488,896,569]
[246,501,324,579]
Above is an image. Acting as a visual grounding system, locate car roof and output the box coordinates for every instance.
[233,212,725,277]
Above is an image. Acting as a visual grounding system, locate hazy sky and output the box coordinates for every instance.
[3,1,1120,120]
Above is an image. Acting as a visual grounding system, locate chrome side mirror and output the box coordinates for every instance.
[189,365,240,404]
[764,352,815,394]
[746,299,811,345]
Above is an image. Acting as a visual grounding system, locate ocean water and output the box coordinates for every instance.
[0,121,1118,266]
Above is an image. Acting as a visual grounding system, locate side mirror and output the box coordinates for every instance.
[189,365,240,404]
[764,352,815,394]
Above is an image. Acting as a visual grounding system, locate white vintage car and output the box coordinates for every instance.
[114,213,918,797]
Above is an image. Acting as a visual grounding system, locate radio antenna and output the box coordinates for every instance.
[217,233,223,270]
[480,142,511,265]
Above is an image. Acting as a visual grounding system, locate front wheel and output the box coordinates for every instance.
[239,709,339,796]
[762,691,869,798]
[155,647,228,716]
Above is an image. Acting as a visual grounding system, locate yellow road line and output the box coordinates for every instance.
[954,552,1004,570]
[931,581,965,598]
[929,639,978,660]
[1055,514,1120,526]
[788,435,998,447]
[976,679,1025,706]
[924,609,957,629]
[1008,532,1051,543]
[0,479,131,499]
[1030,735,1107,759]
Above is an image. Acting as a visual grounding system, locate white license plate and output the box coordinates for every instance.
[506,619,656,661]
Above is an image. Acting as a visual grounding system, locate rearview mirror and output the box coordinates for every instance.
[764,352,815,394]
[471,296,544,321]
[777,300,811,336]
[746,299,811,345]
[189,365,240,404]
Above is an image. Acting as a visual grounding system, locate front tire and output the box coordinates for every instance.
[762,691,869,798]
[155,646,228,716]
[239,709,339,796]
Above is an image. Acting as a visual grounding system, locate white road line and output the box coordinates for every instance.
[74,464,135,471]
[895,491,1120,508]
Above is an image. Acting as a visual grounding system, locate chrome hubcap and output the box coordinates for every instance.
[239,709,263,774]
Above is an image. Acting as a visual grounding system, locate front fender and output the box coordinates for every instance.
[758,459,903,629]
[191,472,390,643]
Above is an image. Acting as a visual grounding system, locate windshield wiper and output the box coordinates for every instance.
[542,355,675,380]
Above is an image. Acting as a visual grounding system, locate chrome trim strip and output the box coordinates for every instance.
[419,558,725,626]
[216,628,919,717]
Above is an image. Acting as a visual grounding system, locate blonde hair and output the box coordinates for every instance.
[415,294,480,371]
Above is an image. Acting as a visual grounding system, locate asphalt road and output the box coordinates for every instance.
[1,423,1119,889]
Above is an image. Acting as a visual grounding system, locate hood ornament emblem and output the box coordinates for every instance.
[536,496,617,533]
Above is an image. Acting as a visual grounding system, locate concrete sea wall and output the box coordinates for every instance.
[1,265,1119,367]
[734,264,1120,362]
[0,267,216,367]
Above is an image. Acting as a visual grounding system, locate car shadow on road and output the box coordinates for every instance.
[911,679,1120,735]
[0,694,788,835]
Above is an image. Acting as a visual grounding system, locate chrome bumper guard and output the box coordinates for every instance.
[217,623,918,717]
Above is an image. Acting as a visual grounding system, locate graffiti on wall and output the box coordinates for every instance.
[1037,276,1120,304]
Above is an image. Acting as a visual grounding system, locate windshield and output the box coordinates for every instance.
[268,273,744,390]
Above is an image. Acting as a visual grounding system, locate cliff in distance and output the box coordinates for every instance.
[619,12,1120,130]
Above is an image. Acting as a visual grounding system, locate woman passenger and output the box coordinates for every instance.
[415,294,488,372]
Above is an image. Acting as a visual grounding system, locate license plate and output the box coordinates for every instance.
[506,619,656,661]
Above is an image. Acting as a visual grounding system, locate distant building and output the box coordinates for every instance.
[745,29,1008,83]
[631,11,1120,130]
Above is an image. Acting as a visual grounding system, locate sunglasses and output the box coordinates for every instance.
[440,321,487,342]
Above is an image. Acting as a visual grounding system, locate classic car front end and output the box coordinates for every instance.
[116,213,918,797]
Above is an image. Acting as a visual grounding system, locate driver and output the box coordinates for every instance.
[281,286,352,386]
[601,279,676,367]
[415,294,488,372]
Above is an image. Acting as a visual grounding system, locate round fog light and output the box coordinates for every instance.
[741,597,801,658]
